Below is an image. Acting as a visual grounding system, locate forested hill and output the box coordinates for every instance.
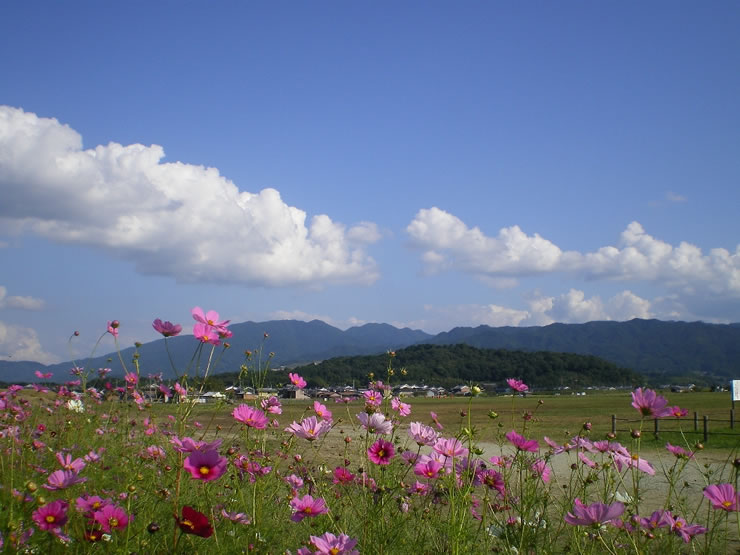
[289,344,642,389]
[427,319,740,381]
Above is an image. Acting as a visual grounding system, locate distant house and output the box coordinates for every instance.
[280,386,308,400]
[196,391,226,404]
[451,385,472,396]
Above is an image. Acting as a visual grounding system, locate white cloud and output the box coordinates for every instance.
[0,106,380,287]
[405,289,654,332]
[407,208,564,281]
[406,208,740,302]
[0,286,46,310]
[268,309,367,330]
[666,191,687,203]
[0,320,58,364]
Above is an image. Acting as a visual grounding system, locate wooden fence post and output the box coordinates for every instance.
[611,414,616,435]
[654,417,659,437]
[731,410,735,430]
[703,415,708,443]
[694,412,698,432]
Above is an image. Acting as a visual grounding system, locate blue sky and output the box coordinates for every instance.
[1,2,739,364]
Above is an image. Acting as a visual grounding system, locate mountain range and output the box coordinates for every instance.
[1,318,739,384]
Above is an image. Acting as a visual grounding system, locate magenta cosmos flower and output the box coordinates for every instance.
[313,401,332,421]
[176,505,214,537]
[309,532,359,554]
[184,449,228,482]
[506,378,529,392]
[564,498,624,527]
[232,404,268,429]
[285,416,332,441]
[152,318,182,337]
[33,500,69,531]
[505,430,539,452]
[191,307,230,332]
[631,388,670,418]
[260,396,282,414]
[290,494,329,522]
[368,438,395,465]
[703,483,739,512]
[93,504,129,532]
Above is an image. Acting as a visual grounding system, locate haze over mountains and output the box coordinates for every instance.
[1,319,739,384]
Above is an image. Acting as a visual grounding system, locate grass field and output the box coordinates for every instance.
[183,389,740,452]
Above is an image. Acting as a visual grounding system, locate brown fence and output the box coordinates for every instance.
[611,410,737,443]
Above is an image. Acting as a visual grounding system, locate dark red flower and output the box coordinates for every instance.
[175,506,213,538]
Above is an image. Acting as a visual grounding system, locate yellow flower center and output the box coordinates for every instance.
[200,466,210,475]
[305,507,312,514]
[378,449,385,458]
[110,518,119,527]
[330,549,340,555]
[45,515,56,523]
[182,519,194,530]
[722,500,733,508]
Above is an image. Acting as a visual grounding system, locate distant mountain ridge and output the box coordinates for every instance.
[0,320,432,383]
[427,319,740,380]
[1,318,738,384]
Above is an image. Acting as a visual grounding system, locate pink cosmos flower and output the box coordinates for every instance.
[232,404,268,429]
[666,405,688,418]
[506,378,529,392]
[430,411,443,430]
[433,437,469,459]
[578,452,598,469]
[363,390,383,407]
[174,382,187,398]
[55,452,86,473]
[391,397,411,416]
[260,396,282,414]
[332,467,355,484]
[76,495,112,515]
[357,412,393,435]
[564,498,624,527]
[35,370,53,379]
[170,436,223,453]
[93,504,129,532]
[290,494,329,522]
[313,401,332,421]
[368,438,395,465]
[665,442,693,459]
[286,474,305,489]
[662,513,707,542]
[636,509,671,530]
[631,388,670,418]
[505,430,539,452]
[107,320,119,338]
[531,459,551,483]
[191,307,230,332]
[285,416,332,441]
[414,459,444,479]
[612,451,655,475]
[124,372,138,387]
[32,499,69,531]
[478,468,507,496]
[184,449,228,482]
[159,383,172,400]
[408,421,439,446]
[289,372,307,389]
[221,509,251,525]
[193,322,221,345]
[408,480,430,495]
[152,319,182,337]
[703,483,738,512]
[309,532,359,555]
[43,469,87,490]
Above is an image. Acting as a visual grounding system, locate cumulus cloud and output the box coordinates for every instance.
[406,289,654,332]
[406,208,740,302]
[0,106,380,287]
[0,321,58,364]
[0,286,45,310]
